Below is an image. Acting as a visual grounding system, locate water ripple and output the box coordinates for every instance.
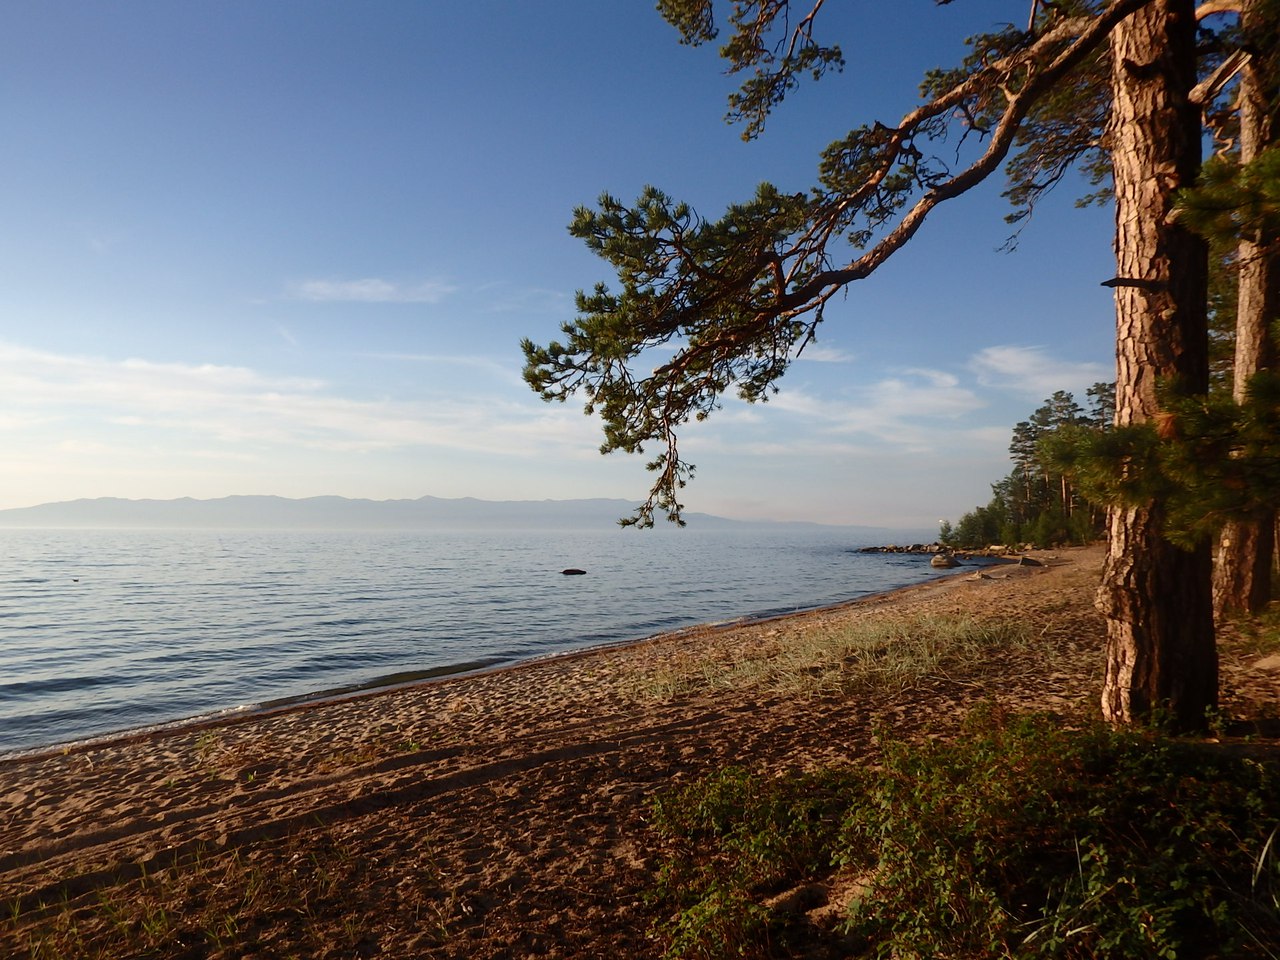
[0,527,949,753]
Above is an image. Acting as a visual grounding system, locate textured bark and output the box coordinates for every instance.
[1098,0,1216,729]
[1215,518,1275,615]
[1213,0,1279,618]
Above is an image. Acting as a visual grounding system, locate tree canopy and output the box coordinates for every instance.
[945,385,1115,550]
[522,0,1149,526]
[522,0,1268,729]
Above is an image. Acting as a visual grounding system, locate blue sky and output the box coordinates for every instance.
[0,1,1118,527]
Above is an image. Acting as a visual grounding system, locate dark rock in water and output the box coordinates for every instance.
[561,568,587,576]
[930,554,960,569]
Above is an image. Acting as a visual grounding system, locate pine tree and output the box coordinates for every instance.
[1183,0,1280,617]
[523,1,1220,728]
[949,387,1111,550]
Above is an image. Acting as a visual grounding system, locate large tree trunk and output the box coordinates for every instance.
[1098,0,1216,730]
[1213,0,1279,619]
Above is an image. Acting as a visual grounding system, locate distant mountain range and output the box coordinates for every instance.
[0,495,919,538]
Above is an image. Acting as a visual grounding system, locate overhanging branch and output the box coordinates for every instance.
[780,0,1152,311]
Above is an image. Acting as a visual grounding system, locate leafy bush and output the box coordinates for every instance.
[650,765,863,958]
[649,706,1280,959]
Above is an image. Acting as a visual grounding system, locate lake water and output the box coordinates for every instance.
[0,527,953,754]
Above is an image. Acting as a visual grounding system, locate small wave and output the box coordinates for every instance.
[0,673,119,697]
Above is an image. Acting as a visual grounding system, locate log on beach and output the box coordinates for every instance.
[3,545,1277,958]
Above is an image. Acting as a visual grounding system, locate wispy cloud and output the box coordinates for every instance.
[0,342,598,461]
[969,345,1109,397]
[774,368,982,432]
[795,344,854,363]
[714,368,987,457]
[838,374,986,448]
[291,277,456,303]
[360,351,525,387]
[84,229,126,254]
[474,283,571,315]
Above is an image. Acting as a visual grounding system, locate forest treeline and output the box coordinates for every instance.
[941,384,1116,550]
[946,142,1279,557]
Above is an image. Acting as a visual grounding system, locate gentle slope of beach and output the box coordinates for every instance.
[4,544,1279,958]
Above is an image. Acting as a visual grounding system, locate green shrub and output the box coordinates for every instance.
[660,887,773,960]
[842,707,1280,957]
[649,706,1280,959]
[650,765,865,958]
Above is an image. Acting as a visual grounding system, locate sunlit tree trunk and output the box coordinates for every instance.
[1098,0,1216,730]
[1213,0,1278,619]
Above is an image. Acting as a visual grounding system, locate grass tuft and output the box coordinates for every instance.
[633,614,1036,701]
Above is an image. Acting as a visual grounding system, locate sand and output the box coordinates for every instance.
[3,544,1278,958]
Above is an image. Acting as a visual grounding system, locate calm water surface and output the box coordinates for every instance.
[0,527,952,753]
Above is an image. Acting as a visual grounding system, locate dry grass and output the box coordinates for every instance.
[630,613,1038,701]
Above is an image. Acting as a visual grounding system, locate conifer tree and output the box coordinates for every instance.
[1183,0,1280,617]
[948,386,1111,549]
[523,1,1219,728]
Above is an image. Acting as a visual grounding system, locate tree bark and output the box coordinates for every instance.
[1213,0,1279,619]
[1099,0,1216,730]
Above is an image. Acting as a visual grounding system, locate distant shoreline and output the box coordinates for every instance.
[0,493,930,538]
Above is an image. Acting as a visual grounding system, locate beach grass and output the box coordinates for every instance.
[631,613,1037,701]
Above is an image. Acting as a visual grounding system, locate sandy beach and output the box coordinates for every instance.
[4,544,1279,958]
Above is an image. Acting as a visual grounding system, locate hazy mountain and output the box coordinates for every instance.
[0,495,921,538]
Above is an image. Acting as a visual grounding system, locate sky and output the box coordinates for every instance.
[0,1,1122,528]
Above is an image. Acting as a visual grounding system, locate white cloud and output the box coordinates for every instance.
[698,369,988,462]
[0,340,1034,523]
[362,352,523,387]
[0,341,601,463]
[769,369,983,438]
[292,277,456,303]
[969,345,1109,397]
[795,344,854,363]
[896,367,960,389]
[765,388,830,420]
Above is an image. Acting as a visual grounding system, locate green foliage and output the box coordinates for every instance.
[521,182,813,526]
[943,493,1008,549]
[661,887,773,960]
[655,0,845,141]
[651,765,864,958]
[944,386,1111,549]
[1044,373,1280,548]
[523,2,1148,525]
[1177,144,1280,249]
[652,766,862,899]
[919,0,1115,233]
[1179,141,1280,394]
[840,709,1280,958]
[649,707,1280,959]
